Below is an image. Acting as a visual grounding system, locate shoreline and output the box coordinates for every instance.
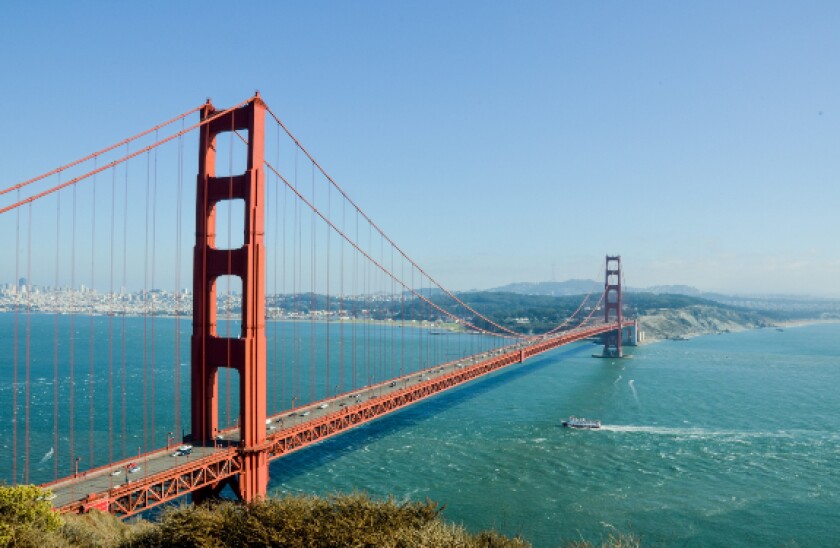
[638,316,840,345]
[0,310,466,333]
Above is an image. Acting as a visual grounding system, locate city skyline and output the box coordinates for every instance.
[2,2,838,297]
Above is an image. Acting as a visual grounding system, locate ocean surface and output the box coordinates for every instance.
[2,316,839,545]
[268,323,840,546]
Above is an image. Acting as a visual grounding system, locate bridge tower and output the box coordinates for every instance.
[602,255,623,358]
[191,94,268,501]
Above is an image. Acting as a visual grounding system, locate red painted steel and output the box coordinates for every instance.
[57,449,241,517]
[603,255,623,357]
[192,94,268,501]
[29,94,634,518]
[55,321,632,517]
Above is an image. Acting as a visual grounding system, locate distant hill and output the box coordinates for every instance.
[488,279,600,296]
[490,280,708,297]
[471,281,840,337]
[486,280,840,318]
[634,284,702,296]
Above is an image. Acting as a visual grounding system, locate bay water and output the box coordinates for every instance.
[269,323,840,546]
[2,315,839,545]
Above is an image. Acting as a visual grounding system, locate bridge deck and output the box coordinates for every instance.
[47,321,633,516]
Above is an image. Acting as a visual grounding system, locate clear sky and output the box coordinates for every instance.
[1,1,838,297]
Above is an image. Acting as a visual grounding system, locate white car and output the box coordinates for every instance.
[172,445,193,457]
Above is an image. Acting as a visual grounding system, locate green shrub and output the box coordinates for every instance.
[126,493,526,548]
[0,485,62,547]
[0,488,531,547]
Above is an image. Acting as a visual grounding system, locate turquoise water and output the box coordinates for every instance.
[3,315,839,545]
[0,313,507,483]
[268,324,840,546]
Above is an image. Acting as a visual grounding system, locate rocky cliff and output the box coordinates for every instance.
[637,304,771,342]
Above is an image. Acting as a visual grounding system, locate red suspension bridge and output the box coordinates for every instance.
[0,94,636,516]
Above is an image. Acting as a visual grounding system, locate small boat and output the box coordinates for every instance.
[561,416,601,429]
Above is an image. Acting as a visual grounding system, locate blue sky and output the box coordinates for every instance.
[1,1,839,296]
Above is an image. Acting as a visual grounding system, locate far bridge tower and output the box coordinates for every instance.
[602,255,623,358]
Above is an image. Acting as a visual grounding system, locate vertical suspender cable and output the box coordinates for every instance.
[297,152,303,403]
[417,270,423,372]
[25,202,32,483]
[325,179,331,398]
[70,179,77,473]
[293,148,300,405]
[378,234,384,384]
[365,222,371,386]
[400,255,405,378]
[384,236,389,383]
[121,145,129,459]
[174,121,183,437]
[89,158,97,469]
[108,164,116,466]
[280,159,287,410]
[390,244,395,382]
[53,176,61,479]
[339,199,345,394]
[142,150,150,453]
[411,265,415,374]
[310,161,315,404]
[150,135,159,448]
[352,209,358,390]
[13,189,20,483]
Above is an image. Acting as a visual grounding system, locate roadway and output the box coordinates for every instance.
[47,338,534,509]
[47,321,631,514]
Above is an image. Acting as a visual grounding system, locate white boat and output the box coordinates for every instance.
[561,416,601,429]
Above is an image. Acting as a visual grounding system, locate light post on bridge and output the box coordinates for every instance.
[167,432,173,449]
[74,456,80,478]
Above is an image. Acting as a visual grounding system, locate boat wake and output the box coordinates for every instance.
[599,425,709,435]
[597,425,796,439]
[628,379,638,402]
[39,447,54,464]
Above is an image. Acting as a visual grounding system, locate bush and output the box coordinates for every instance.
[0,488,530,547]
[0,485,62,547]
[127,493,527,548]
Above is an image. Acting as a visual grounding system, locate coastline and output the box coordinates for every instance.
[638,309,840,344]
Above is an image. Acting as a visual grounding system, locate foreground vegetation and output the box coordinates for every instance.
[2,486,529,547]
[0,485,643,547]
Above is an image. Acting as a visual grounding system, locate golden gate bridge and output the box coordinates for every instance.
[0,94,635,516]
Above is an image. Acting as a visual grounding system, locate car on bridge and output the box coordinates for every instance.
[171,445,193,457]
